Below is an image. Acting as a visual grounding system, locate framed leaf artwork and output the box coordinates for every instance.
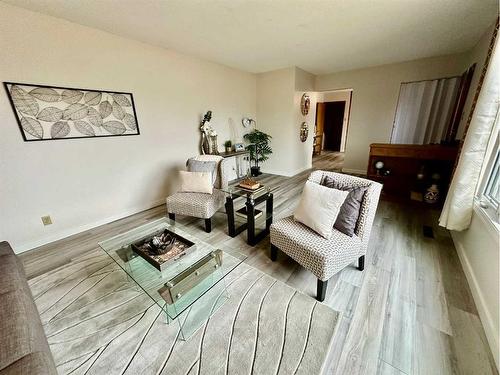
[3,82,140,141]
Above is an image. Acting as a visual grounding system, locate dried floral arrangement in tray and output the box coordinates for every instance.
[131,229,196,271]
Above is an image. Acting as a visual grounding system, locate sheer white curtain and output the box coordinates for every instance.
[391,77,461,144]
[440,28,499,231]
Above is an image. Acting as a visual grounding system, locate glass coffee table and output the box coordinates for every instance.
[98,217,245,340]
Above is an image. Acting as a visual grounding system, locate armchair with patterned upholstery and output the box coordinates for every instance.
[270,171,382,301]
[166,155,228,233]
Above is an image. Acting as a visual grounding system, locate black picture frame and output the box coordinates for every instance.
[3,81,140,141]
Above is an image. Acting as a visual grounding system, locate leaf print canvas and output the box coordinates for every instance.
[4,82,140,141]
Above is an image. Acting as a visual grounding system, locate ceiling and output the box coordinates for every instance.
[3,0,497,75]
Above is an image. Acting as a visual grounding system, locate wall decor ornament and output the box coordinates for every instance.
[300,122,309,142]
[241,117,256,128]
[300,93,310,115]
[4,82,140,141]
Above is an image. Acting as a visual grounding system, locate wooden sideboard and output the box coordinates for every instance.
[367,143,459,205]
[219,150,249,181]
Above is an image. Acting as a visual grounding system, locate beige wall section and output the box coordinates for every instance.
[294,68,317,174]
[256,67,316,176]
[451,209,499,368]
[315,54,465,173]
[0,3,256,252]
[456,23,496,139]
[256,67,295,176]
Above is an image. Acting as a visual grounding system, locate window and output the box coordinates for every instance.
[478,107,500,223]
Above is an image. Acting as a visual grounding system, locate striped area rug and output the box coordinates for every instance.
[29,250,340,374]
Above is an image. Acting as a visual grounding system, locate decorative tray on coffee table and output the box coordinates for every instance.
[131,228,196,272]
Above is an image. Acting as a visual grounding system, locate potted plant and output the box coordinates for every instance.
[224,140,232,153]
[243,130,272,176]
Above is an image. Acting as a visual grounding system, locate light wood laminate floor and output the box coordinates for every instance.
[20,153,497,375]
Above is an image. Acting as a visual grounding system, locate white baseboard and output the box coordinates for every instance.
[262,165,311,177]
[452,235,499,370]
[342,168,367,175]
[14,198,165,254]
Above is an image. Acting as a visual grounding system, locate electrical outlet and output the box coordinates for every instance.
[41,215,52,226]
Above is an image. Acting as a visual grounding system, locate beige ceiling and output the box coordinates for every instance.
[3,0,497,74]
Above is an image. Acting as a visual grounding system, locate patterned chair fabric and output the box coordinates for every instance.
[270,171,382,281]
[166,155,228,219]
[166,191,225,219]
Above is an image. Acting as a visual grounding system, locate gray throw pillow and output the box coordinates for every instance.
[321,175,367,237]
[187,159,217,185]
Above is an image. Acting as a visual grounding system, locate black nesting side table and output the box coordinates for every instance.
[223,185,274,246]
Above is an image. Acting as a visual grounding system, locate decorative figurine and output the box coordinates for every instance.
[300,122,309,142]
[199,110,219,154]
[424,184,440,204]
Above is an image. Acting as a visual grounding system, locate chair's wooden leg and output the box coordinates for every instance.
[317,279,328,302]
[358,255,365,271]
[270,244,278,261]
[168,213,175,221]
[204,218,212,233]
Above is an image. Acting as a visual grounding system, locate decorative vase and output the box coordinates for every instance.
[250,166,261,177]
[209,135,219,155]
[424,184,440,204]
[225,146,232,153]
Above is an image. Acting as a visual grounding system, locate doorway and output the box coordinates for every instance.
[313,89,352,155]
[324,101,345,151]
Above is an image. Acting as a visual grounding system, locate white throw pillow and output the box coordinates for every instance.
[293,181,349,239]
[179,171,213,194]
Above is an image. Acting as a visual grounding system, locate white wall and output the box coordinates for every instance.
[293,67,317,174]
[451,208,499,368]
[0,3,256,252]
[315,54,465,174]
[256,67,316,176]
[255,67,295,176]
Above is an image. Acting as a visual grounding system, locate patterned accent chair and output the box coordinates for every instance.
[270,171,382,301]
[166,155,228,233]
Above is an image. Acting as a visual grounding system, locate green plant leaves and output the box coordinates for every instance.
[243,129,272,163]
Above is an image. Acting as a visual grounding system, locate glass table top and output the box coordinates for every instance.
[98,218,246,322]
[222,182,278,200]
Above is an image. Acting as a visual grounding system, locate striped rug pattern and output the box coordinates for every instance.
[29,250,340,374]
